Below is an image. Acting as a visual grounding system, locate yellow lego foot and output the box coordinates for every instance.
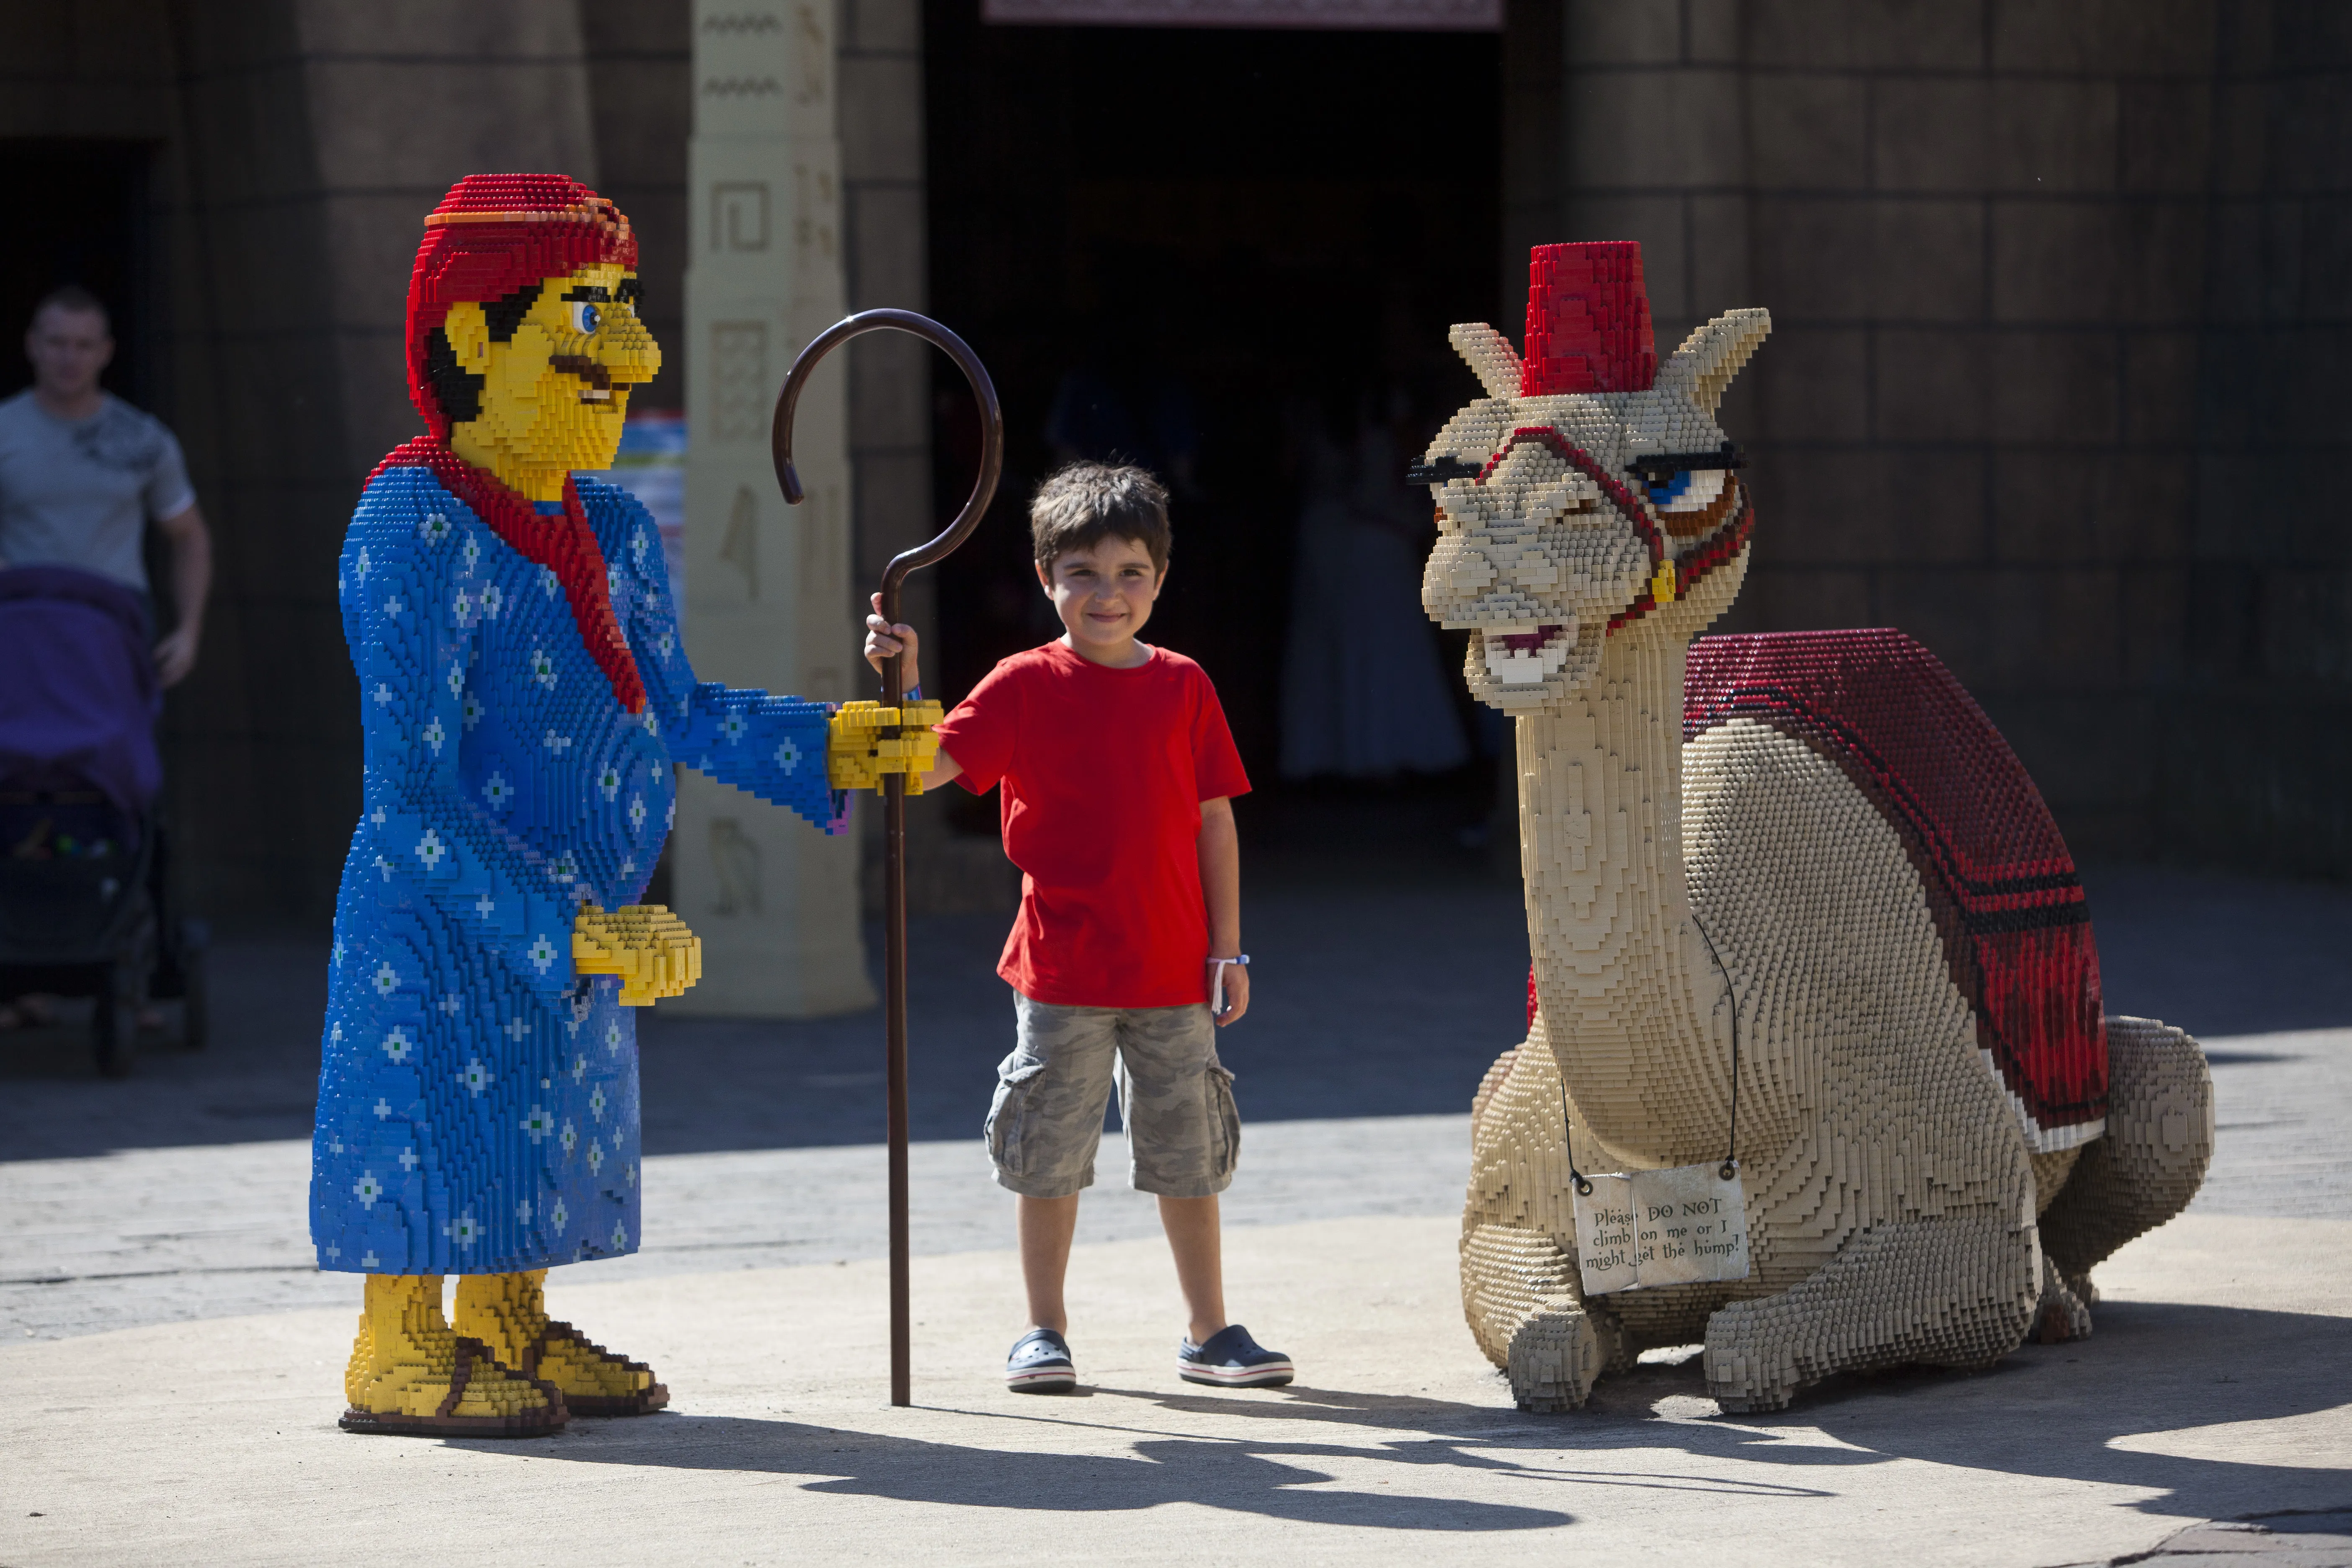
[342,1273,565,1437]
[455,1269,669,1417]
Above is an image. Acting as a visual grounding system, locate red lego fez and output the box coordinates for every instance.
[1520,241,1657,397]
[405,173,638,437]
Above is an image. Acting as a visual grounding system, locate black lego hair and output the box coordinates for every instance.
[427,280,545,427]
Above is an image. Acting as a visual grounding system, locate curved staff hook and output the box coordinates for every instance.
[774,309,1003,1408]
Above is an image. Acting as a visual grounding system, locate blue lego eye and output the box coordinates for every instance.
[1656,467,1729,514]
[570,302,601,336]
[1630,442,1742,511]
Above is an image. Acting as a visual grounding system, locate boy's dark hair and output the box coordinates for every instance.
[31,284,110,334]
[1029,462,1171,575]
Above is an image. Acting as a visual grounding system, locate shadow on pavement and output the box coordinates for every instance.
[478,1300,2347,1532]
[456,1409,1579,1531]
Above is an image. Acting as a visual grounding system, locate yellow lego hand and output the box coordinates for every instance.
[826,700,945,795]
[572,903,702,1006]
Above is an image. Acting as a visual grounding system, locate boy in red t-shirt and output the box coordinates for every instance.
[863,461,1292,1394]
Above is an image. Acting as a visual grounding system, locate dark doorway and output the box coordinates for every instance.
[0,140,155,408]
[923,6,1502,840]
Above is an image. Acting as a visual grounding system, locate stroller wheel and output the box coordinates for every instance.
[93,979,132,1078]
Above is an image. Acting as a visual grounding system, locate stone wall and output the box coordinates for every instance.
[0,1,611,922]
[18,0,2344,922]
[171,2,602,921]
[2,0,931,925]
[5,1,330,919]
[1503,0,2352,877]
[2166,6,2352,877]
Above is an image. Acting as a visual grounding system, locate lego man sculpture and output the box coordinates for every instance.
[311,174,934,1436]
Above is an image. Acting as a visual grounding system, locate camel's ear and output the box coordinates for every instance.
[1659,307,1771,416]
[1449,322,1522,401]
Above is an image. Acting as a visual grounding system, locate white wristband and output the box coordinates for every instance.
[1210,954,1249,1015]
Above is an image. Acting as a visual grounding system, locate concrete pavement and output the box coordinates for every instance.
[2,1211,2347,1567]
[3,857,2349,1563]
[4,1025,2346,1340]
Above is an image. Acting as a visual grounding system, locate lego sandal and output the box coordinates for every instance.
[339,1335,569,1437]
[1176,1324,1293,1388]
[1006,1327,1078,1393]
[513,1320,670,1416]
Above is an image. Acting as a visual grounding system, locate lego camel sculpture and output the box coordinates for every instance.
[1424,243,2214,1414]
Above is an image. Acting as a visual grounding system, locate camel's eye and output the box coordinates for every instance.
[1629,441,1741,512]
[1648,468,1728,513]
[1627,442,1741,484]
[568,301,602,337]
[1407,454,1484,486]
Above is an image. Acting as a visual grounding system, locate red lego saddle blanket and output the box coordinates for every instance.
[1681,628,2107,1150]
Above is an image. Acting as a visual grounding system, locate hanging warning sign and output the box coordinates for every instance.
[1573,1164,1749,1297]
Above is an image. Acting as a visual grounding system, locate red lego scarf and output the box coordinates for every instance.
[370,438,647,715]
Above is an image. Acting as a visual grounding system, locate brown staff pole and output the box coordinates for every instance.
[772,309,1003,1407]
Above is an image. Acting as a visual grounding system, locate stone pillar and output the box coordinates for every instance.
[673,0,873,1014]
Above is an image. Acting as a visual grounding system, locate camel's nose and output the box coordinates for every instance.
[1423,532,1488,616]
[1433,536,1496,595]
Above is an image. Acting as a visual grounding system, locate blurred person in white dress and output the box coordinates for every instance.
[1278,390,1467,781]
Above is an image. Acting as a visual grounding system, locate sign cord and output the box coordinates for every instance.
[1687,914,1742,1180]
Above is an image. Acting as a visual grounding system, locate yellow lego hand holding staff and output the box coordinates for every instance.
[828,700,945,794]
[572,903,703,1006]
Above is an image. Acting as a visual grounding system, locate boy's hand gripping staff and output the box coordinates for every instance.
[774,310,1003,1408]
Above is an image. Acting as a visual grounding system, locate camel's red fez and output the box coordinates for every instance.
[1520,241,1657,397]
[405,173,637,436]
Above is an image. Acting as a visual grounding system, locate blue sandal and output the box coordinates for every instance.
[1006,1327,1078,1393]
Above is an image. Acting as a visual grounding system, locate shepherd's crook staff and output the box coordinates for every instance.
[773,310,1003,1408]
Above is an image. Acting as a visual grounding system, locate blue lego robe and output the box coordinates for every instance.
[310,462,843,1274]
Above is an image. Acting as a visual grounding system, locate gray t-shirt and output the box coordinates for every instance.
[0,389,196,592]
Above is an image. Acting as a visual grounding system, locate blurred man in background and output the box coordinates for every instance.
[0,285,210,686]
[0,285,211,1034]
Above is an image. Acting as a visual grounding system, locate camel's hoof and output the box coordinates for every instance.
[1702,1333,1796,1413]
[1705,1364,1796,1414]
[1507,1307,1600,1412]
[2034,1272,2094,1344]
[1711,1390,1792,1415]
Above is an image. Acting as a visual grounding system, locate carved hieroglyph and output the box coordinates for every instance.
[1429,243,2214,1414]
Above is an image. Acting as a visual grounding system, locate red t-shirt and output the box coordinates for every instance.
[932,640,1251,1007]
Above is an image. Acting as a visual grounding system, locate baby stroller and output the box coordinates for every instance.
[0,565,206,1076]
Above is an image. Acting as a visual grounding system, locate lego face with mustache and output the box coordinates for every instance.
[1418,309,1769,712]
[437,262,661,500]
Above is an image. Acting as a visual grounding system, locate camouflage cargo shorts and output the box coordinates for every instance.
[985,993,1240,1199]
